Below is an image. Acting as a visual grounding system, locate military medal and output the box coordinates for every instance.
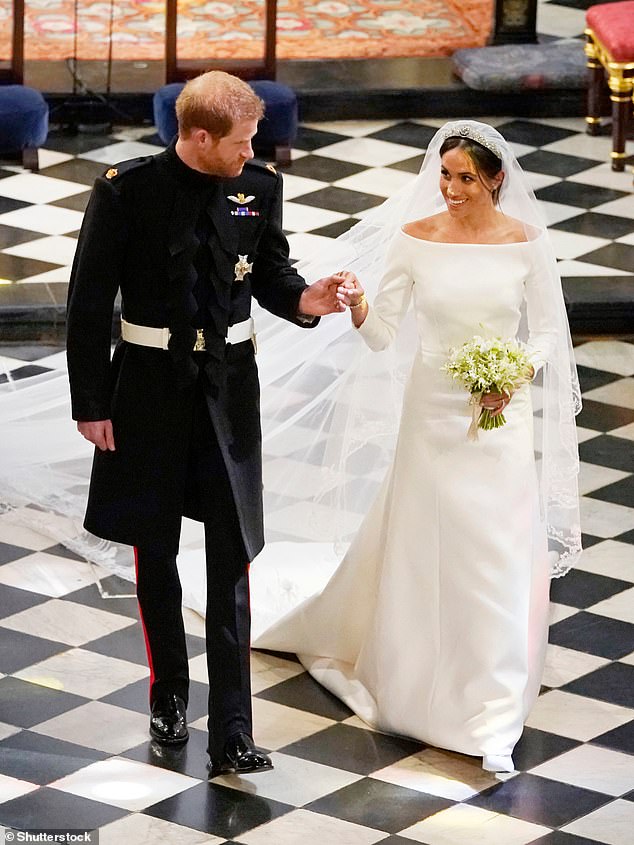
[234,255,253,282]
[228,193,254,204]
[228,192,260,217]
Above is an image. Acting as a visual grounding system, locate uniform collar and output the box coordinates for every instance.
[165,138,222,187]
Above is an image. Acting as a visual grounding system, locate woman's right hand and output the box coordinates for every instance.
[335,273,368,327]
[480,391,512,417]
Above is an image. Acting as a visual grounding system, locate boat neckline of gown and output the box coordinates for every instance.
[399,227,540,247]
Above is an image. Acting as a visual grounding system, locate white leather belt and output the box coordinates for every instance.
[121,317,255,351]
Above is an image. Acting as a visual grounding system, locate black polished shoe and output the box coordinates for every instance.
[207,732,273,778]
[149,693,188,746]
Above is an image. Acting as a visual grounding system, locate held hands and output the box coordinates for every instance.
[298,270,363,317]
[298,275,345,317]
[298,272,353,316]
[335,273,368,327]
[77,419,115,451]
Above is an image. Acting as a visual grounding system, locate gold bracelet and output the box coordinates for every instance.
[349,294,366,309]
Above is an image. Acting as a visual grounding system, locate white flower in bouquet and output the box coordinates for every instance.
[443,336,534,439]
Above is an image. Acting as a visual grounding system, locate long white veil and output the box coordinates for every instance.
[258,119,582,578]
[0,120,581,589]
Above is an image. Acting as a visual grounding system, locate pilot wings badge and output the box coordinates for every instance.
[228,192,259,217]
[227,193,255,204]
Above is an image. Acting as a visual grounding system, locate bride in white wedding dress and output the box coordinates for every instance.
[0,120,581,775]
[235,121,582,774]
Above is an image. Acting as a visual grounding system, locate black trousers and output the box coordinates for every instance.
[134,371,252,759]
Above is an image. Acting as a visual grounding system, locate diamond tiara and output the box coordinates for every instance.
[442,125,503,160]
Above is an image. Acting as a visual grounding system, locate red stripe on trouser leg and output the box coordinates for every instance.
[134,545,155,703]
[247,562,251,655]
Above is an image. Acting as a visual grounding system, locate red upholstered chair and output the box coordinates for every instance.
[585,1,634,172]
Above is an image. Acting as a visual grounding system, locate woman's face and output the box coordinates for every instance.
[439,147,501,216]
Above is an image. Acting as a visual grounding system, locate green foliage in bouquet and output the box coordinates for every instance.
[443,336,534,435]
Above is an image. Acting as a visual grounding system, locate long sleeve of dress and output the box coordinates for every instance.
[524,236,560,375]
[356,232,413,352]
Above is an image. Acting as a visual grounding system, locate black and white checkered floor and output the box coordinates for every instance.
[1,102,634,844]
[0,333,633,845]
[0,115,633,296]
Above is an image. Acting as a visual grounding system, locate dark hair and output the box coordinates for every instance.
[439,136,503,205]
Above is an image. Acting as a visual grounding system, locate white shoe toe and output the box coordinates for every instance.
[482,754,515,773]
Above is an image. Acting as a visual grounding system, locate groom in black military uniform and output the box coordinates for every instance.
[66,71,347,777]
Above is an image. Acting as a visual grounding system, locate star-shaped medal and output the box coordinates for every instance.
[234,254,253,282]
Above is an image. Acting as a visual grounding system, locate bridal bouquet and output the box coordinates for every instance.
[443,336,534,439]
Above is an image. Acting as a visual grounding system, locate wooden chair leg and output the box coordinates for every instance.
[585,54,604,136]
[609,76,631,172]
[274,145,292,167]
[22,147,39,171]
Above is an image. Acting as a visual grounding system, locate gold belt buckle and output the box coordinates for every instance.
[193,328,206,352]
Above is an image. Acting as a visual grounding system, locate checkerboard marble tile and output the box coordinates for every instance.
[1,333,633,843]
[0,114,632,307]
[1,42,634,840]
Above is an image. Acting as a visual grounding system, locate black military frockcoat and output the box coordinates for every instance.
[66,141,314,560]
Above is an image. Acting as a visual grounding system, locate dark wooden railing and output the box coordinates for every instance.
[0,0,24,83]
[165,0,277,83]
[4,0,539,89]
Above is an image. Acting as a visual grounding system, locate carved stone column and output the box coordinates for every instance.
[490,0,538,45]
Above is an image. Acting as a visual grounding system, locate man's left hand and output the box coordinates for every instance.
[298,272,356,316]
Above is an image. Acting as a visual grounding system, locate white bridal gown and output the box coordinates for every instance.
[190,229,557,762]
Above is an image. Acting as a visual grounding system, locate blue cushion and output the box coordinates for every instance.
[452,39,587,92]
[249,80,298,149]
[152,83,182,145]
[0,85,49,151]
[153,80,298,149]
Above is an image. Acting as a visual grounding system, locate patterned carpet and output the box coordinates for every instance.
[0,0,493,61]
[0,112,633,845]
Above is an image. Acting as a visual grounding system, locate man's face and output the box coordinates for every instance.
[199,118,259,177]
